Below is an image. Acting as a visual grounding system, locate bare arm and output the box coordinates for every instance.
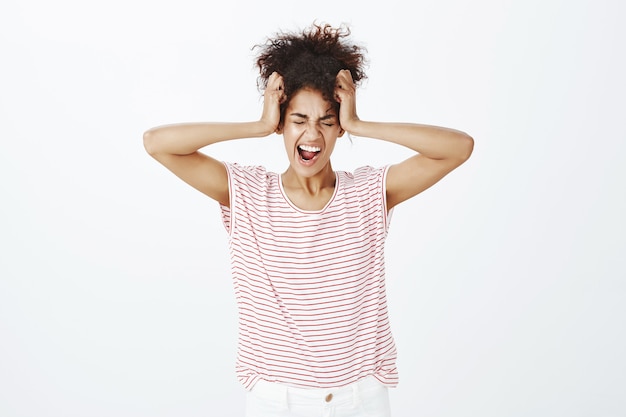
[334,70,474,210]
[143,73,285,207]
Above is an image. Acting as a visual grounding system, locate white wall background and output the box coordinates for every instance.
[1,0,624,416]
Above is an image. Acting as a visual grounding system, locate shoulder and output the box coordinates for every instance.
[224,162,269,177]
[224,163,278,186]
[335,166,391,205]
[339,165,391,186]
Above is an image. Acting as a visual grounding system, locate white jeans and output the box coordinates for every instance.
[245,376,392,417]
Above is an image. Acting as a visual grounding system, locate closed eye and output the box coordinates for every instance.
[289,112,337,127]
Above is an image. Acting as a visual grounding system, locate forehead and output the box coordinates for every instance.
[286,88,336,116]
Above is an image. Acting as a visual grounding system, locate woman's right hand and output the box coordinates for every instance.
[260,71,286,134]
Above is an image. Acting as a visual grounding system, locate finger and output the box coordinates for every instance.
[336,69,350,81]
[267,72,283,90]
[337,70,355,90]
[342,69,354,82]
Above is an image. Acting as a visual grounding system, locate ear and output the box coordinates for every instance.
[275,123,283,134]
[338,127,345,137]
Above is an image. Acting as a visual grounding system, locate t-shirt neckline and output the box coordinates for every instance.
[278,172,339,214]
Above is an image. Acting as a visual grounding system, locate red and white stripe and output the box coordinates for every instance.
[220,163,398,390]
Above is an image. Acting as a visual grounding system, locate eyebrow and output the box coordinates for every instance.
[289,113,337,121]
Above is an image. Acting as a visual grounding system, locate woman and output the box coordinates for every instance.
[144,22,473,417]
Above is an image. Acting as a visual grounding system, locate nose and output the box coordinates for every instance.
[303,120,322,139]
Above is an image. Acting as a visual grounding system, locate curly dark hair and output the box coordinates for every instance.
[253,22,368,122]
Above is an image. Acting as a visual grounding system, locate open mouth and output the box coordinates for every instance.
[297,144,321,162]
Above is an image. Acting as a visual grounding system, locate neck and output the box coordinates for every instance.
[282,163,335,195]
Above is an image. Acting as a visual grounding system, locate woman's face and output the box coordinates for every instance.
[281,88,344,178]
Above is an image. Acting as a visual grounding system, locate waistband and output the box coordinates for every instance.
[250,376,385,407]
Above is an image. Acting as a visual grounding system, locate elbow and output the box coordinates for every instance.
[457,132,474,162]
[143,129,159,156]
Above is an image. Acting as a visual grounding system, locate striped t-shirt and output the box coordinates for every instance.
[220,162,398,390]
